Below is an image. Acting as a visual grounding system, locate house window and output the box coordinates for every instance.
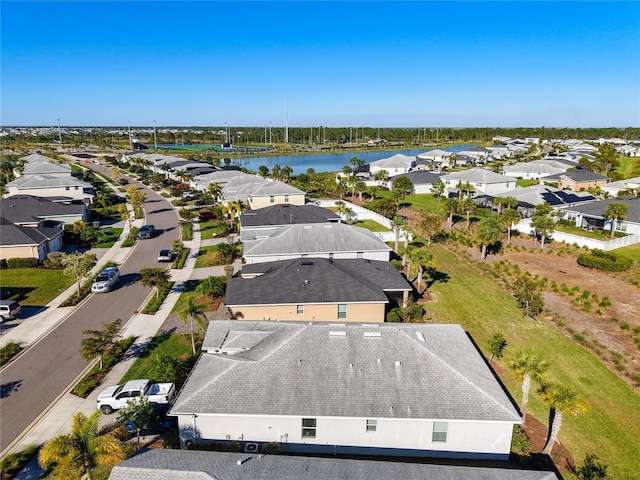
[65,187,70,190]
[366,419,377,432]
[337,304,347,319]
[284,195,289,202]
[270,195,275,203]
[432,421,448,442]
[302,418,316,438]
[329,253,334,259]
[297,305,304,315]
[356,252,363,259]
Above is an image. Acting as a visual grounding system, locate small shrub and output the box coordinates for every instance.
[510,425,531,460]
[577,249,633,272]
[574,333,586,342]
[621,323,630,331]
[582,301,591,313]
[1,341,24,365]
[7,257,39,268]
[599,296,612,308]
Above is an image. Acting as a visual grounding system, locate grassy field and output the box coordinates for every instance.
[616,155,640,179]
[516,178,540,188]
[119,333,193,383]
[612,242,640,262]
[425,244,640,479]
[0,268,74,306]
[376,190,445,215]
[347,219,390,232]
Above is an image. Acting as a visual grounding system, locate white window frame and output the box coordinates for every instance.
[366,419,377,432]
[337,304,347,319]
[297,305,304,315]
[302,418,316,438]
[432,421,448,442]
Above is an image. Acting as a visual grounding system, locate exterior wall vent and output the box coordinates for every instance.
[329,331,347,337]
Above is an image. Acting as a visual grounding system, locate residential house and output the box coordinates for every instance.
[247,181,306,209]
[544,170,610,192]
[239,204,340,240]
[0,195,89,226]
[561,197,640,235]
[454,147,492,164]
[5,175,95,203]
[387,171,443,194]
[20,154,72,177]
[225,258,412,322]
[502,159,579,180]
[169,321,522,459]
[415,149,455,170]
[475,185,596,217]
[369,154,415,175]
[441,168,517,196]
[108,449,559,480]
[601,176,640,197]
[0,217,64,262]
[485,144,512,159]
[242,223,392,264]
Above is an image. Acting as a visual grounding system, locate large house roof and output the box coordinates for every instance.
[370,154,415,168]
[242,223,391,258]
[0,195,87,223]
[19,153,57,164]
[502,159,576,175]
[416,149,453,160]
[226,258,410,307]
[389,170,442,185]
[239,204,340,228]
[492,185,597,208]
[171,321,521,423]
[562,197,640,223]
[442,168,516,185]
[6,174,92,190]
[545,170,610,183]
[247,181,304,197]
[108,449,559,480]
[0,218,62,246]
[22,161,72,176]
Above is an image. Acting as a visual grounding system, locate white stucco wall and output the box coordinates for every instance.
[243,250,391,265]
[177,414,515,458]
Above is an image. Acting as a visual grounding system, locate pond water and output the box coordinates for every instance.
[218,145,473,175]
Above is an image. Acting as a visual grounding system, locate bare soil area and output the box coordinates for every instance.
[398,206,640,390]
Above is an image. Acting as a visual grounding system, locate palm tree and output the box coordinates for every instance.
[509,348,550,423]
[179,297,208,355]
[531,203,556,250]
[373,169,389,187]
[140,267,171,300]
[409,248,434,293]
[476,217,501,259]
[462,197,477,229]
[604,202,628,238]
[196,276,227,299]
[445,198,459,228]
[334,200,346,219]
[207,182,222,205]
[391,216,407,253]
[540,383,588,455]
[38,411,127,480]
[500,208,521,245]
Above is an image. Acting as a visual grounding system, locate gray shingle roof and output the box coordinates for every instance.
[242,224,391,258]
[545,170,610,182]
[109,449,559,480]
[239,204,340,228]
[0,195,87,224]
[6,174,92,189]
[389,171,442,185]
[0,218,62,246]
[226,259,410,306]
[171,322,521,423]
[247,181,305,196]
[563,197,640,223]
[22,161,72,175]
[371,154,415,168]
[442,168,516,185]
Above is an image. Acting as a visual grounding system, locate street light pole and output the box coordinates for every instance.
[56,118,62,144]
[153,120,157,150]
[128,122,132,148]
[269,122,272,144]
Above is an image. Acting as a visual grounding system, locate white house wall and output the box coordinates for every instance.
[244,250,391,265]
[177,414,514,459]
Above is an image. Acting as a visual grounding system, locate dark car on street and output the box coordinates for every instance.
[138,224,156,239]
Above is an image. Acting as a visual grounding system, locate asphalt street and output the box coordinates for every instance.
[0,173,179,453]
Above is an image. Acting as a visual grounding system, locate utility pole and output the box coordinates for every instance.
[153,120,157,150]
[128,122,132,148]
[57,118,63,144]
[285,97,289,143]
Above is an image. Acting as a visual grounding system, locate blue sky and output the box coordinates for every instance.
[1,1,638,128]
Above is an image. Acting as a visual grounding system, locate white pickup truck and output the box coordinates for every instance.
[96,379,176,414]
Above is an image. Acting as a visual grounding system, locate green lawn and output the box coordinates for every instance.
[376,190,445,214]
[119,333,193,383]
[425,245,640,479]
[612,242,640,262]
[516,178,540,188]
[615,155,640,179]
[0,268,74,306]
[170,279,219,315]
[347,219,390,232]
[194,244,234,268]
[555,223,626,240]
[199,220,229,240]
[94,227,123,248]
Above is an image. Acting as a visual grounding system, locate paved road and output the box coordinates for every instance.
[0,176,179,453]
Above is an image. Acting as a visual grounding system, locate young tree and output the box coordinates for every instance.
[603,201,628,238]
[391,216,407,253]
[531,203,556,250]
[118,203,134,242]
[418,213,443,246]
[476,217,501,259]
[207,182,222,205]
[125,184,146,218]
[116,395,161,447]
[462,197,477,229]
[487,333,507,364]
[513,277,544,318]
[179,297,208,355]
[540,383,589,455]
[445,198,459,228]
[431,179,445,201]
[38,411,127,480]
[334,200,346,219]
[80,319,122,370]
[409,248,434,293]
[391,176,414,206]
[140,267,172,300]
[61,251,98,298]
[575,453,610,480]
[509,348,550,423]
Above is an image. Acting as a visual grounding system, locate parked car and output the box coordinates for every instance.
[198,211,216,220]
[138,224,156,239]
[0,300,22,322]
[182,191,196,199]
[96,379,177,414]
[157,249,174,262]
[91,267,121,293]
